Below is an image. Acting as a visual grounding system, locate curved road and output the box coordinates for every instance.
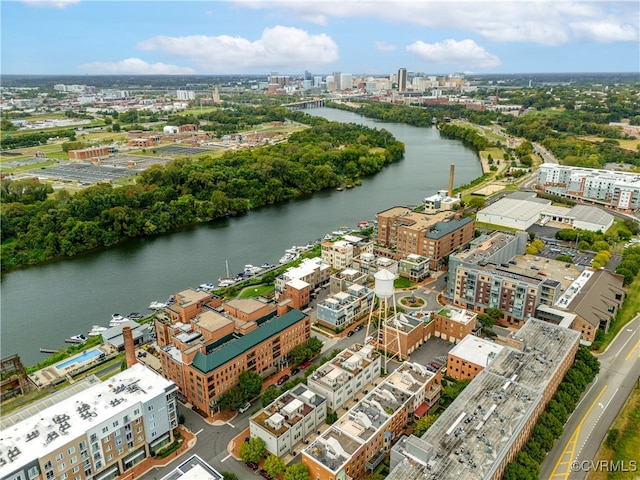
[541,314,640,480]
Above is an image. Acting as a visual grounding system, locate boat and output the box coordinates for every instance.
[148,301,167,310]
[199,283,215,290]
[218,278,235,288]
[88,325,108,336]
[65,333,88,344]
[279,252,297,264]
[109,314,130,327]
[261,263,273,269]
[244,264,264,275]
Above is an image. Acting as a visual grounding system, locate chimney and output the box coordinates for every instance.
[123,326,137,368]
[448,164,455,197]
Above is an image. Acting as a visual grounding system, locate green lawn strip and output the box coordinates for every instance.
[394,277,415,289]
[474,221,520,233]
[598,275,640,352]
[239,284,275,298]
[609,389,640,480]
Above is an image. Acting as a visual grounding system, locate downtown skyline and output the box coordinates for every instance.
[2,0,639,76]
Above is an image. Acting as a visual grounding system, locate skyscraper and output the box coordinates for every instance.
[397,67,407,91]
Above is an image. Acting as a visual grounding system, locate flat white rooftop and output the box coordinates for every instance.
[448,335,504,367]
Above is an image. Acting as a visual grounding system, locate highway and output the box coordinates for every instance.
[541,314,640,480]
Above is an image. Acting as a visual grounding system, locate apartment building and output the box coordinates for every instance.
[250,385,327,457]
[398,254,431,281]
[303,362,439,480]
[0,363,178,480]
[329,268,367,295]
[322,241,354,270]
[537,163,640,212]
[306,344,381,411]
[156,302,311,415]
[377,312,431,360]
[432,305,478,343]
[352,253,398,279]
[341,235,374,257]
[376,207,475,269]
[275,258,331,304]
[388,319,580,480]
[446,335,504,381]
[316,284,375,330]
[158,455,223,480]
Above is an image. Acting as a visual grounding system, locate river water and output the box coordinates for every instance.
[1,107,482,366]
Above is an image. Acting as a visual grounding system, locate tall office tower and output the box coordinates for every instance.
[397,68,407,91]
[339,73,353,91]
[332,71,342,90]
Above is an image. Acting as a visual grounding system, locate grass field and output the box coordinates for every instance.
[474,221,520,233]
[579,135,640,153]
[239,284,275,299]
[598,275,640,352]
[587,387,640,480]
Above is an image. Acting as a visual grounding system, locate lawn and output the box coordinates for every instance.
[474,221,520,233]
[394,277,415,289]
[239,284,275,299]
[578,135,640,153]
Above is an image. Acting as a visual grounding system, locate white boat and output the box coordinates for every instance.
[109,314,130,327]
[148,301,167,310]
[66,333,88,344]
[218,278,235,287]
[279,253,297,264]
[88,325,108,336]
[261,263,272,269]
[244,264,263,275]
[199,283,214,290]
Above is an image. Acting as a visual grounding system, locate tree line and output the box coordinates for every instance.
[503,347,600,480]
[0,119,404,271]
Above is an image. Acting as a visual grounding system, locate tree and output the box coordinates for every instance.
[239,370,263,400]
[467,196,486,210]
[262,387,280,407]
[306,336,323,355]
[284,463,311,480]
[239,437,266,463]
[263,455,286,478]
[413,414,439,437]
[325,412,338,424]
[221,473,238,480]
[219,386,245,411]
[112,123,121,132]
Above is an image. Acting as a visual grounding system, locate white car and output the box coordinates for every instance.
[239,402,251,414]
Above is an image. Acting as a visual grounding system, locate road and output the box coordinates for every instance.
[541,314,640,480]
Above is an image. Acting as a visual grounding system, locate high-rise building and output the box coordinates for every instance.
[398,68,407,91]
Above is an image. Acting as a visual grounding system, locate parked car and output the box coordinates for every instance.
[354,324,363,332]
[425,365,437,373]
[258,469,272,479]
[429,362,441,370]
[239,402,251,414]
[245,461,258,471]
[290,367,300,375]
[277,374,290,385]
[347,330,354,337]
[299,361,311,369]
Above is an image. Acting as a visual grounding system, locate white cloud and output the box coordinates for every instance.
[233,0,638,45]
[375,41,397,52]
[136,26,339,73]
[20,0,79,7]
[78,58,196,75]
[406,39,500,69]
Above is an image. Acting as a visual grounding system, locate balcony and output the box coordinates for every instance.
[366,449,386,470]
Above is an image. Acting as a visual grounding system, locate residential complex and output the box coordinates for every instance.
[537,163,640,213]
[446,231,625,342]
[351,253,398,279]
[275,258,331,309]
[398,254,431,281]
[388,319,580,480]
[250,385,327,457]
[155,291,311,415]
[302,362,440,480]
[316,284,375,330]
[306,344,381,411]
[375,207,475,269]
[432,305,478,343]
[0,363,178,480]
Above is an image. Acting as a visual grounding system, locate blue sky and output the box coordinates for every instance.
[2,0,639,75]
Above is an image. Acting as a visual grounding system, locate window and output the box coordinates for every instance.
[102,427,108,434]
[102,435,110,443]
[70,456,77,465]
[113,420,119,428]
[57,464,65,472]
[147,405,154,411]
[56,454,64,462]
[72,467,79,474]
[67,447,75,455]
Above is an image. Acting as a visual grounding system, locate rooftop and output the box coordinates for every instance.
[191,309,307,374]
[174,288,212,307]
[193,310,234,333]
[388,319,580,480]
[0,364,176,478]
[252,387,325,438]
[159,454,223,480]
[478,196,551,221]
[436,305,477,325]
[448,336,504,367]
[454,232,516,265]
[308,344,378,392]
[377,207,465,235]
[225,298,268,315]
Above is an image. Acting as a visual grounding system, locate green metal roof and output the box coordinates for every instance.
[191,309,307,374]
[424,216,473,240]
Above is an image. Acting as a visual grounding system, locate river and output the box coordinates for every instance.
[1,107,482,366]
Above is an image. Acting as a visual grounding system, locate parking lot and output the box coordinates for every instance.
[37,163,137,184]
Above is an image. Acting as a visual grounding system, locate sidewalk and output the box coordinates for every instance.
[119,425,196,480]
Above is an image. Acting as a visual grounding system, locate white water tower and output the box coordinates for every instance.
[365,268,402,371]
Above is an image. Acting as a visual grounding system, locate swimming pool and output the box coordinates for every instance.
[55,348,103,370]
